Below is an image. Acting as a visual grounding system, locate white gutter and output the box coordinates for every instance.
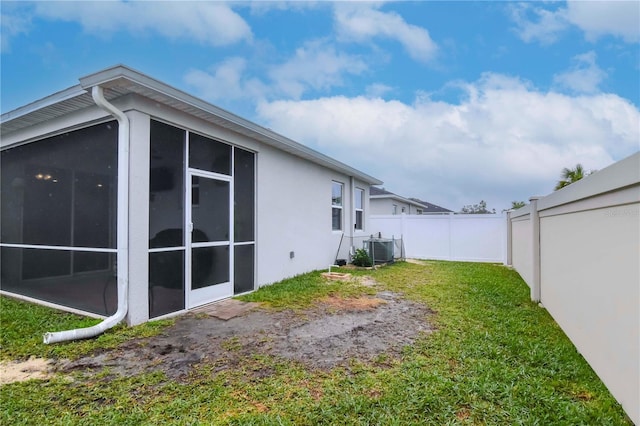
[44,86,130,344]
[349,176,355,257]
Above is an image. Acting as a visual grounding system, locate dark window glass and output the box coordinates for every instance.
[332,182,343,231]
[192,177,229,242]
[74,172,113,248]
[0,121,118,247]
[149,120,185,248]
[234,244,254,294]
[332,208,342,231]
[355,188,364,231]
[22,165,72,246]
[355,211,363,231]
[189,133,231,175]
[192,246,229,289]
[22,248,71,279]
[234,148,255,242]
[1,247,117,316]
[191,176,200,206]
[149,250,185,318]
[74,252,110,274]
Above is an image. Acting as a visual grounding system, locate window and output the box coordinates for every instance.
[332,181,343,231]
[392,204,398,215]
[417,208,423,215]
[401,206,406,214]
[355,187,364,231]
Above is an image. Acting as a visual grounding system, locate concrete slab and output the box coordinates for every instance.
[192,298,260,320]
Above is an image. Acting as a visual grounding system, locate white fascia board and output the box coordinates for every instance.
[78,65,383,185]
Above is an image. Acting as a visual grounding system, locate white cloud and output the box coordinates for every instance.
[334,3,438,63]
[509,3,568,45]
[565,1,640,43]
[33,1,252,46]
[553,51,607,94]
[248,1,322,15]
[0,11,31,53]
[256,73,640,210]
[269,40,367,99]
[510,1,640,44]
[186,41,366,102]
[365,83,393,98]
[184,57,267,102]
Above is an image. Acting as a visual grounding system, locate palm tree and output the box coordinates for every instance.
[554,164,590,191]
[511,201,526,210]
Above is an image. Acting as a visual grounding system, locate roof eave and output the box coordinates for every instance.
[1,85,86,123]
[3,65,383,185]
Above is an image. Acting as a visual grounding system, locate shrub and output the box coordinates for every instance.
[352,248,373,267]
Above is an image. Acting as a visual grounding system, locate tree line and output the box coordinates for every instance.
[460,164,594,213]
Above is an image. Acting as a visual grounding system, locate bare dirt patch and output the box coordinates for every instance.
[1,357,53,384]
[55,286,433,381]
[319,294,385,311]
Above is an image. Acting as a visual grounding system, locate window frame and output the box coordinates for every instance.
[354,187,364,231]
[331,181,344,231]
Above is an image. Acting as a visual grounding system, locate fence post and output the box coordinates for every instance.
[529,196,541,302]
[400,214,407,258]
[448,212,454,260]
[505,211,512,266]
[400,213,406,237]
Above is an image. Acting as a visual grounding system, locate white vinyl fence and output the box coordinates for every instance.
[370,213,507,263]
[507,152,639,424]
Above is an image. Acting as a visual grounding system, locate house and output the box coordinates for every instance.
[0,65,382,330]
[370,187,451,215]
[407,198,452,214]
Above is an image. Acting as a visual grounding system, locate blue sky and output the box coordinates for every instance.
[2,1,639,211]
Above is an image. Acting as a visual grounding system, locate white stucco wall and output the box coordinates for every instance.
[257,145,358,285]
[126,110,151,325]
[370,198,412,215]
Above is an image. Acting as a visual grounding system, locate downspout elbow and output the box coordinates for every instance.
[44,86,130,344]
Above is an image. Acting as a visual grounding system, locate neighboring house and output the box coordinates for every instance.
[370,187,451,215]
[0,65,381,326]
[407,198,452,214]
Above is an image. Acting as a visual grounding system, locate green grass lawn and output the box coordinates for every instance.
[1,261,631,425]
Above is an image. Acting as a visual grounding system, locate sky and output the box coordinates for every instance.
[1,1,639,212]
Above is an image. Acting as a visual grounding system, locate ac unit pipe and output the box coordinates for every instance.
[44,86,130,344]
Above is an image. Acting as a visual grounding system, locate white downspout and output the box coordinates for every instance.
[44,86,130,344]
[349,176,355,259]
